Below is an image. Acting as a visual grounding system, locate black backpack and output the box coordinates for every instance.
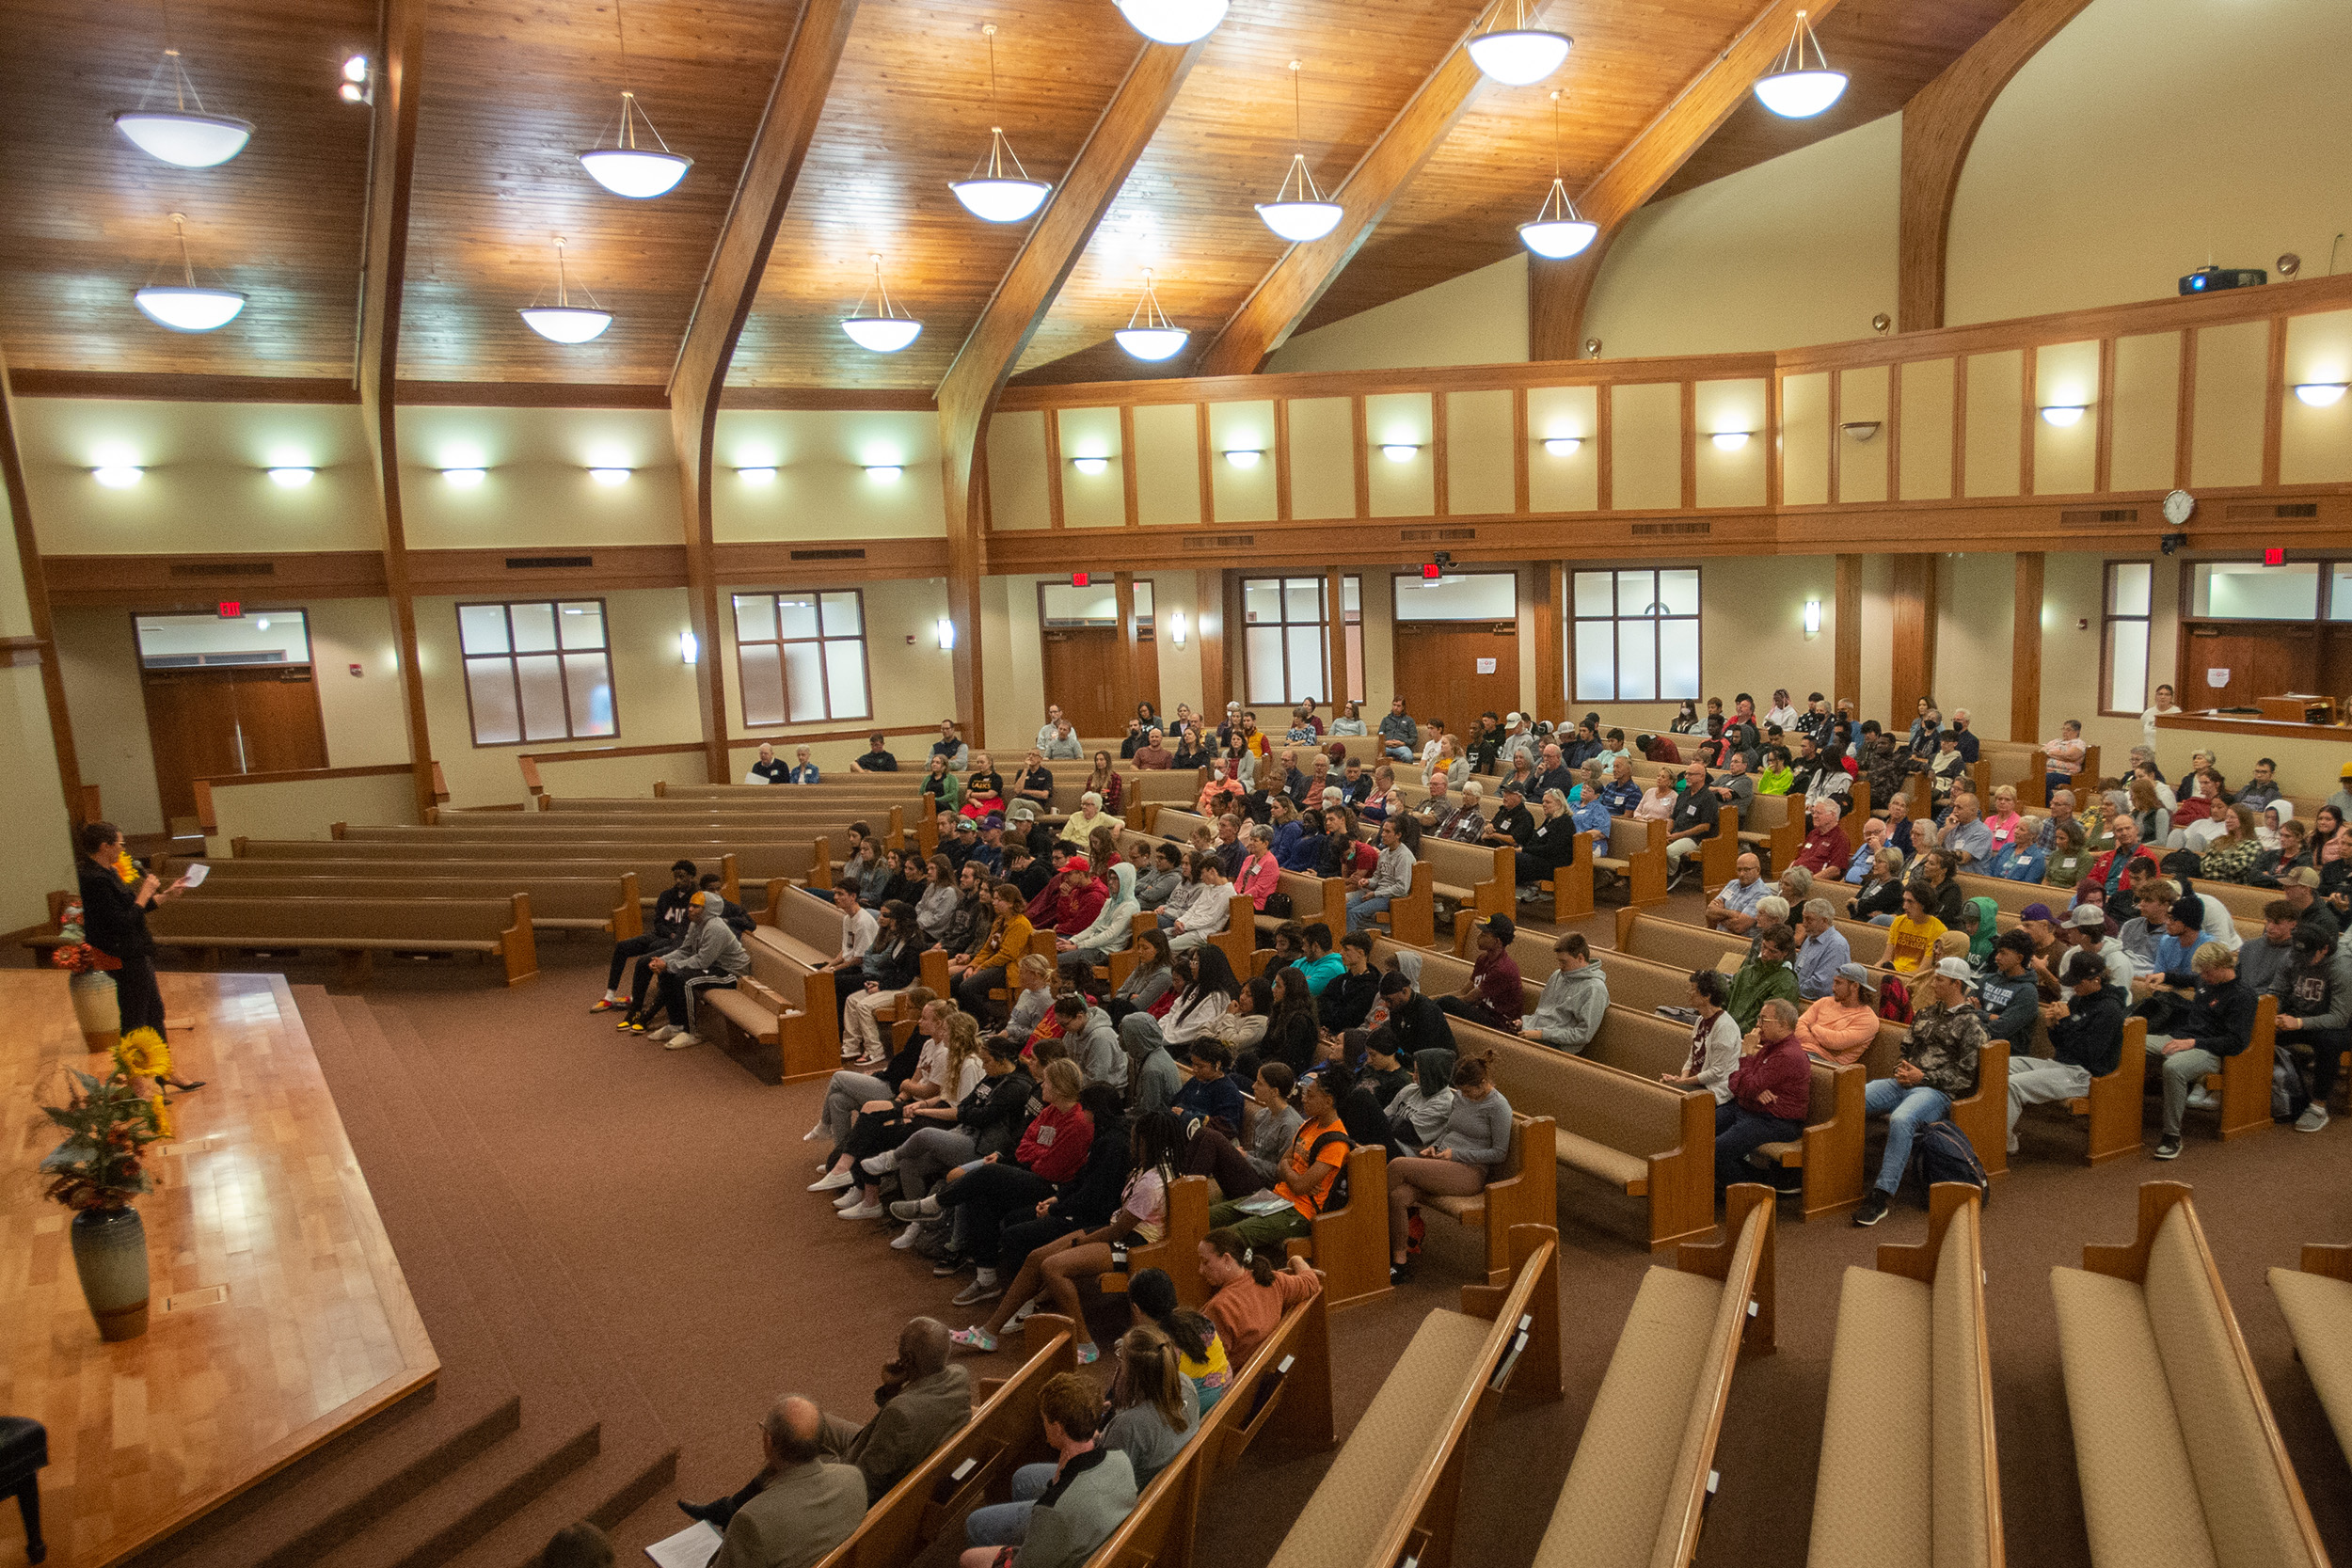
[1306,1130,1355,1212]
[1909,1119,1989,1204]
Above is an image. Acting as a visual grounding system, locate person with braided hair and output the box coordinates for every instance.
[1194,1227,1321,1363]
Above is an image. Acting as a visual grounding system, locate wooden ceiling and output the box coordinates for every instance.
[0,0,2029,390]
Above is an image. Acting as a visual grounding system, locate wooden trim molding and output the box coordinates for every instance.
[0,346,83,838]
[8,371,361,404]
[40,551,390,608]
[1834,553,1862,707]
[721,386,936,412]
[2010,552,2043,740]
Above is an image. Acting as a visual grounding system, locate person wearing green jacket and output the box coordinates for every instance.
[1725,924,1802,1033]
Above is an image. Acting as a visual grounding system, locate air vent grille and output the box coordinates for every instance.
[504,555,593,570]
[789,548,867,561]
[169,561,275,577]
[1629,521,1711,536]
[2223,501,2318,520]
[1184,533,1256,550]
[2058,508,2138,526]
[1399,527,1477,542]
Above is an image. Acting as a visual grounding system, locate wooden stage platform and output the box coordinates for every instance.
[0,971,437,1568]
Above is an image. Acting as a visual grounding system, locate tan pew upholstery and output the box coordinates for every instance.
[2269,1242,2352,1467]
[2051,1182,2328,1568]
[226,844,746,910]
[181,873,639,937]
[150,893,538,986]
[700,886,848,1082]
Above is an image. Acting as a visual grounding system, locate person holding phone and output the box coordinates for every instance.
[76,821,202,1089]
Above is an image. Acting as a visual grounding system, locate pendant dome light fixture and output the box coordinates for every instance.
[1112,0,1228,47]
[132,213,247,332]
[1113,269,1188,362]
[1466,0,1573,87]
[950,26,1053,224]
[517,237,613,343]
[1518,90,1597,260]
[1752,8,1848,119]
[577,0,692,198]
[113,4,252,169]
[840,254,923,353]
[1254,61,1343,245]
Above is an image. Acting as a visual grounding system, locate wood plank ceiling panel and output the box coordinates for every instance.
[725,0,1149,390]
[0,0,377,377]
[396,0,796,385]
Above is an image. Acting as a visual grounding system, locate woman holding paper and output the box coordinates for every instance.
[76,821,203,1089]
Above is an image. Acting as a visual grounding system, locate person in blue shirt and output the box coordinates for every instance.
[1706,852,1772,935]
[1793,899,1851,1000]
[1266,797,1307,866]
[1597,756,1643,817]
[1567,768,1612,835]
[1172,1038,1247,1132]
[1294,924,1344,996]
[1376,697,1419,762]
[786,744,820,784]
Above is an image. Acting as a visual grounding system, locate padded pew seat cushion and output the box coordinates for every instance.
[2269,1268,2352,1456]
[705,990,780,1042]
[1806,1268,1931,1568]
[2050,1265,2216,1568]
[1553,1128,1649,1191]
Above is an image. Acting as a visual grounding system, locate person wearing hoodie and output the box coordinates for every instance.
[1058,863,1140,980]
[2010,950,2126,1151]
[1976,930,2043,1049]
[1383,1047,1457,1156]
[1516,933,1607,1054]
[1958,895,2002,971]
[1317,931,1382,1033]
[644,893,751,1048]
[2273,922,2352,1131]
[1044,992,1126,1091]
[1365,960,1454,1060]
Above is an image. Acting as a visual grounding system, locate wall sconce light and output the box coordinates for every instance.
[267,467,316,486]
[736,466,777,483]
[2038,404,2088,427]
[1709,431,1751,451]
[1582,337,1600,356]
[2292,383,2349,407]
[588,467,631,484]
[1380,443,1420,462]
[1803,598,1821,638]
[1542,436,1581,456]
[92,466,145,488]
[441,467,486,486]
[935,616,956,650]
[678,630,699,665]
[1222,449,1263,467]
[1839,420,1882,442]
[866,465,903,481]
[1168,610,1187,647]
[1070,456,1110,475]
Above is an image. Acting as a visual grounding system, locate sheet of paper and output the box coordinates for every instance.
[1476,657,1497,674]
[645,1521,722,1568]
[180,862,209,887]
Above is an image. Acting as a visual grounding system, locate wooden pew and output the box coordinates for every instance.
[2269,1239,2352,1465]
[149,893,538,986]
[812,1316,1077,1568]
[179,873,640,937]
[699,887,846,1082]
[1413,834,1512,942]
[2187,992,2280,1143]
[240,832,814,888]
[1806,1183,2002,1567]
[1737,790,1802,875]
[2014,1015,2147,1165]
[1593,814,1669,911]
[1527,1186,1776,1568]
[216,847,744,911]
[1695,802,1745,891]
[1094,1176,1213,1310]
[1418,1113,1561,1287]
[1249,868,1344,945]
[1371,856,1436,951]
[1282,1144,1393,1311]
[1263,1227,1562,1568]
[2051,1182,2328,1568]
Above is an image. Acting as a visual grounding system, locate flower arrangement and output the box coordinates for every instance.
[51,897,119,976]
[40,1040,170,1212]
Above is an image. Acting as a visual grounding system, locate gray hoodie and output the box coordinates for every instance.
[1074,1005,1127,1089]
[665,914,750,978]
[1521,958,1608,1053]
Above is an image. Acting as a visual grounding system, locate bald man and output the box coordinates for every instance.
[711,1395,864,1568]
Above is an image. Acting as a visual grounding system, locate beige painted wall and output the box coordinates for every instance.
[979,572,1208,752]
[1584,114,1900,356]
[307,597,414,768]
[712,409,946,540]
[206,771,421,854]
[54,607,165,836]
[1267,254,1529,375]
[0,662,77,927]
[1933,551,2016,740]
[1947,0,2352,325]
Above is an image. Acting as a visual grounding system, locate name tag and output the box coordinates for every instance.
[1035,1124,1056,1146]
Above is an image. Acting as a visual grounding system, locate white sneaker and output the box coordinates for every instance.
[2296,1103,2330,1132]
[803,1122,827,1142]
[1005,1292,1045,1329]
[663,1032,696,1050]
[808,1169,853,1193]
[2186,1087,2219,1112]
[834,1187,867,1210]
[837,1200,883,1220]
[890,1222,924,1250]
[866,1148,898,1175]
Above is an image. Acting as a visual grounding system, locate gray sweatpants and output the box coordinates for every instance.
[895,1126,978,1201]
[2006,1056,2092,1143]
[823,1070,893,1150]
[2145,1038,2223,1137]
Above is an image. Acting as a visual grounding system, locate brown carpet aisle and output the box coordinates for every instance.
[288,886,2349,1567]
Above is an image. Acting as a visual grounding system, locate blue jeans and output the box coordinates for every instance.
[1382,744,1414,762]
[1346,892,1391,932]
[965,1461,1055,1545]
[1864,1078,1950,1195]
[1713,1101,1803,1192]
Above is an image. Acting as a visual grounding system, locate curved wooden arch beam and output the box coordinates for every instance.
[355,0,437,821]
[669,0,863,784]
[1898,0,2094,333]
[1193,44,1488,379]
[935,38,1208,737]
[1527,0,1841,363]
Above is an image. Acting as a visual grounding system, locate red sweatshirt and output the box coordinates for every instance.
[1728,1035,1812,1120]
[1017,1103,1093,1182]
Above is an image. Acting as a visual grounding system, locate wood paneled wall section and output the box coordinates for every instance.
[0,343,82,837]
[1834,553,1862,711]
[2010,551,2042,741]
[1890,554,1939,721]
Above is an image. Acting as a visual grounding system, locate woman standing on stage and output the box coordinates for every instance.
[76,822,200,1088]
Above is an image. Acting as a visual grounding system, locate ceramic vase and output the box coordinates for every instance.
[69,969,120,1052]
[70,1206,151,1341]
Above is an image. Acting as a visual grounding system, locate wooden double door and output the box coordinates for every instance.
[141,666,328,828]
[1392,621,1519,735]
[1039,628,1161,741]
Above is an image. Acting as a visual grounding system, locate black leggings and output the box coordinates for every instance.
[937,1162,1055,1267]
[607,933,658,990]
[996,1214,1083,1283]
[115,951,167,1039]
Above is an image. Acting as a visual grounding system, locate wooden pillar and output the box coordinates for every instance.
[0,347,85,843]
[1834,553,1862,714]
[1324,567,1346,718]
[1533,562,1563,717]
[1113,572,1139,722]
[1195,570,1228,717]
[2011,552,2043,741]
[1890,554,1940,721]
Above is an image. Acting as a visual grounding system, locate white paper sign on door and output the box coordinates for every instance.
[1475,657,1497,674]
[2206,668,2231,687]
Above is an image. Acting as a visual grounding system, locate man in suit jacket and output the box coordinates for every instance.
[818,1318,973,1503]
[712,1397,865,1568]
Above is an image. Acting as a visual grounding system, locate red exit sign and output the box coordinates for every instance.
[1070,572,1090,588]
[216,600,241,618]
[2264,548,2286,566]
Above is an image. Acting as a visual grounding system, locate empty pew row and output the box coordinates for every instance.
[147,893,538,986]
[1807,1184,2003,1567]
[1528,1186,1776,1568]
[2053,1182,2328,1568]
[238,833,826,889]
[171,872,643,938]
[509,805,899,863]
[1262,1227,1561,1568]
[206,849,748,911]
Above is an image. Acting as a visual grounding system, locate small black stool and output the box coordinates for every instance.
[0,1418,44,1565]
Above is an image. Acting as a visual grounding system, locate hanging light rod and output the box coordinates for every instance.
[114,25,252,168]
[578,0,691,197]
[1752,8,1848,119]
[1466,0,1572,87]
[841,254,923,353]
[1255,62,1343,245]
[518,237,613,342]
[1114,269,1187,361]
[950,26,1053,223]
[1518,90,1597,260]
[133,213,246,332]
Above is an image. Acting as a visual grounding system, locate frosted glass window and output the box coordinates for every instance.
[731,588,873,725]
[1243,579,1284,624]
[1660,621,1700,700]
[1655,569,1699,616]
[1616,621,1658,700]
[1245,627,1287,703]
[1240,575,1358,704]
[456,599,616,746]
[1567,567,1700,702]
[1572,623,1615,702]
[2100,561,2153,717]
[2332,567,2352,621]
[1285,629,1327,703]
[1135,581,1154,622]
[2192,562,2317,620]
[1573,572,1615,617]
[1284,578,1324,623]
[2107,562,2151,617]
[1391,571,1515,622]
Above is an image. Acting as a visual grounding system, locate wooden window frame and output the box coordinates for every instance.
[731,587,875,729]
[2098,558,2155,720]
[1566,565,1704,704]
[456,597,618,749]
[1239,574,1359,707]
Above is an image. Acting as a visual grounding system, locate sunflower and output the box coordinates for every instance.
[115,1027,172,1079]
[149,1093,174,1141]
[116,851,139,886]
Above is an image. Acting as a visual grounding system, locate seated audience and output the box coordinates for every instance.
[1661,970,1740,1103]
[958,1372,1137,1568]
[1795,964,1880,1066]
[2144,941,2257,1162]
[1515,933,1606,1053]
[1704,852,1770,935]
[1725,924,1800,1031]
[1385,1050,1512,1281]
[1196,1228,1324,1364]
[1853,958,1984,1227]
[641,894,749,1049]
[1882,883,1947,974]
[1792,899,1849,1000]
[1789,798,1851,875]
[710,1396,866,1568]
[1344,817,1416,932]
[1714,998,1810,1194]
[1204,1070,1350,1247]
[596,858,699,1018]
[1435,914,1523,1031]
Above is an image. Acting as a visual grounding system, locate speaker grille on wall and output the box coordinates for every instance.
[1629,521,1710,536]
[2222,501,2318,520]
[1399,527,1477,542]
[789,548,867,561]
[1184,533,1256,550]
[170,561,277,577]
[505,555,594,570]
[2058,508,2138,526]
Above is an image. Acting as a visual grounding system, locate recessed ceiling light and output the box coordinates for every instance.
[92,466,144,488]
[267,467,314,486]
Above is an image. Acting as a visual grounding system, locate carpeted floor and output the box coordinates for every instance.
[179,891,2352,1566]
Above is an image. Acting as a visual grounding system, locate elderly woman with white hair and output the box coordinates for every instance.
[1058,789,1116,847]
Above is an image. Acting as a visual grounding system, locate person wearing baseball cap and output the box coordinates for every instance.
[2328,759,2352,825]
[1437,915,1522,1032]
[2278,863,2342,945]
[1853,955,1986,1226]
[642,888,751,1049]
[1483,779,1535,856]
[1793,961,1879,1067]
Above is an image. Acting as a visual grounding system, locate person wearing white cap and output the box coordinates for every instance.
[1496,713,1538,775]
[1852,956,1984,1227]
[2037,902,2135,992]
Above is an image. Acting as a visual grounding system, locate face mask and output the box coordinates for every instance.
[1212,768,1225,781]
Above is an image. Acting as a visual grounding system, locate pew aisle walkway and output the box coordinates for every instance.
[17,883,2343,1568]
